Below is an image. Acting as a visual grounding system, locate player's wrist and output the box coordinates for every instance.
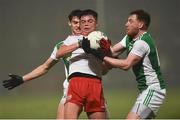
[78,39,82,47]
[22,76,27,82]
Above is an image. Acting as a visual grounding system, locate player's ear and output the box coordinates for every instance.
[68,21,71,27]
[138,21,144,29]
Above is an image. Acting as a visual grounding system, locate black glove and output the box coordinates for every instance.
[2,74,24,90]
[79,37,105,60]
[79,37,91,53]
[90,48,106,61]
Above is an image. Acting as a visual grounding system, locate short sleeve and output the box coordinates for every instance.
[63,35,81,45]
[119,35,128,48]
[50,46,59,60]
[63,36,72,45]
[130,40,149,57]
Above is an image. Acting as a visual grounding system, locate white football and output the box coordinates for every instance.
[87,31,108,49]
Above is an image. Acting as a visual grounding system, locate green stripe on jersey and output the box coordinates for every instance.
[55,41,70,74]
[125,33,165,91]
[141,33,165,89]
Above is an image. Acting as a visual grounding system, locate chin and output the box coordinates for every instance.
[127,34,134,38]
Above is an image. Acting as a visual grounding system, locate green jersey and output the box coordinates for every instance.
[120,32,165,91]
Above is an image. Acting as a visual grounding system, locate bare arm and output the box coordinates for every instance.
[111,42,126,57]
[101,62,112,75]
[56,43,79,59]
[23,58,58,82]
[103,53,142,70]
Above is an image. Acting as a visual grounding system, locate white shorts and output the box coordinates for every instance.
[131,83,166,118]
[60,79,69,104]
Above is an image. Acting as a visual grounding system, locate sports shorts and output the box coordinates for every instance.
[65,76,106,112]
[131,83,166,118]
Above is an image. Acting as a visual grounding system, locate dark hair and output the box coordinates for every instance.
[130,9,151,29]
[68,9,82,21]
[80,9,98,21]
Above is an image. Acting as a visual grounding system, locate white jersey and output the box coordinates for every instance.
[50,41,69,79]
[63,35,104,78]
[50,40,69,90]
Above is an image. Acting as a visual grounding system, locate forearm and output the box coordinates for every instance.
[103,56,130,70]
[101,62,110,75]
[56,43,79,59]
[111,44,126,58]
[22,65,49,82]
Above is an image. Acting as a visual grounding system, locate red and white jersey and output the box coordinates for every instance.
[63,35,104,78]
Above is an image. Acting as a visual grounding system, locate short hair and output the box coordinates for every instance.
[80,9,98,21]
[130,9,151,29]
[68,9,82,21]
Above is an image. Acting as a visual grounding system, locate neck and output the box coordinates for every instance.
[133,30,146,39]
[81,32,89,37]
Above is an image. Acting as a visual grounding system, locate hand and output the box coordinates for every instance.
[90,48,106,61]
[99,38,111,55]
[2,74,24,90]
[79,37,91,53]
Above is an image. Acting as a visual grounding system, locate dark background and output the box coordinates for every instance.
[0,0,180,118]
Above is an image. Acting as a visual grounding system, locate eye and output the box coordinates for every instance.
[88,19,95,23]
[73,21,78,24]
[81,20,85,24]
[129,19,133,24]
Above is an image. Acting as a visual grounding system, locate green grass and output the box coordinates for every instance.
[0,89,180,119]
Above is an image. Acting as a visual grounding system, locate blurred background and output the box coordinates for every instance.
[0,0,180,118]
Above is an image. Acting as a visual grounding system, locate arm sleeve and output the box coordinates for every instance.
[50,46,59,60]
[130,40,149,57]
[119,35,128,48]
[63,36,74,45]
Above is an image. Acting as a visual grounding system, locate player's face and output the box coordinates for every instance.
[69,16,81,35]
[80,15,97,36]
[125,14,143,38]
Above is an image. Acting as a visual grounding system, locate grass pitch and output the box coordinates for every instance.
[0,89,179,119]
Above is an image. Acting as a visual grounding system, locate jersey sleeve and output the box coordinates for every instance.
[130,40,149,57]
[50,41,64,60]
[63,36,73,45]
[50,46,58,60]
[119,35,128,48]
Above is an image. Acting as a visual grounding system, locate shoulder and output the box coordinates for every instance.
[134,40,149,50]
[131,40,149,57]
[64,35,83,45]
[134,39,148,45]
[55,41,64,49]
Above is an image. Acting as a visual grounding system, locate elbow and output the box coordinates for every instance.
[120,63,131,71]
[56,52,60,59]
[56,52,64,59]
[41,63,51,72]
[42,65,49,73]
[122,66,131,71]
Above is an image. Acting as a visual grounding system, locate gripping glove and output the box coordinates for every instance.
[2,74,24,90]
[90,48,106,61]
[78,37,91,53]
